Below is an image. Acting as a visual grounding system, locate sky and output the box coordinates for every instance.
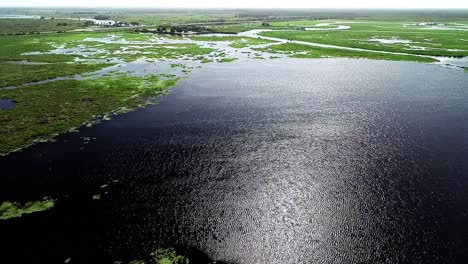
[1,0,468,9]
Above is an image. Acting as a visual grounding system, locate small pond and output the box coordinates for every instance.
[0,98,15,110]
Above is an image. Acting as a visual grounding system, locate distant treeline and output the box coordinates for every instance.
[94,15,110,20]
[234,9,468,21]
[135,25,214,35]
[72,11,98,14]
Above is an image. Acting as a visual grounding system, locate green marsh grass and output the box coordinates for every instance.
[0,199,55,220]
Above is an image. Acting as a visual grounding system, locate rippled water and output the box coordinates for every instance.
[1,59,468,263]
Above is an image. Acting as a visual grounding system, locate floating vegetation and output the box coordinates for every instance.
[152,248,189,264]
[218,58,238,63]
[0,199,55,220]
[113,248,189,264]
[128,260,145,264]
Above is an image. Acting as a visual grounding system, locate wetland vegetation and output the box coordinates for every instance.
[0,9,467,155]
[260,21,468,57]
[0,75,179,154]
[1,6,468,264]
[0,199,54,220]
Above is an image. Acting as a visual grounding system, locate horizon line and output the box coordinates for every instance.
[1,6,468,10]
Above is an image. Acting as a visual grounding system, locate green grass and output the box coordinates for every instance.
[0,75,179,155]
[260,20,468,57]
[0,63,113,87]
[205,22,269,33]
[0,19,85,35]
[191,35,276,48]
[0,30,232,154]
[115,248,189,264]
[0,32,108,62]
[109,13,240,26]
[256,43,437,63]
[268,19,332,28]
[153,248,189,264]
[0,199,55,220]
[0,31,214,67]
[219,58,238,63]
[64,41,214,62]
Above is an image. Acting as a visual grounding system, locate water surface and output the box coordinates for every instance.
[1,59,468,264]
[0,98,15,110]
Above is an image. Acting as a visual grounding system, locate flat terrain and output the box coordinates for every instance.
[1,59,468,263]
[1,8,468,263]
[1,10,467,154]
[261,20,468,57]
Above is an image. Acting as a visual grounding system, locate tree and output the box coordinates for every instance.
[130,21,140,26]
[94,15,110,20]
[83,20,94,27]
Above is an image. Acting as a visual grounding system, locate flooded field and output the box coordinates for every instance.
[1,59,468,263]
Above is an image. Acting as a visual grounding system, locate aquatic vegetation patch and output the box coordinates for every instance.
[260,22,468,57]
[0,199,55,220]
[191,35,276,48]
[128,260,145,264]
[0,75,179,155]
[152,248,189,264]
[200,58,213,63]
[83,42,214,62]
[0,62,114,87]
[218,57,238,63]
[256,43,437,63]
[0,32,109,62]
[1,32,216,66]
[113,248,189,264]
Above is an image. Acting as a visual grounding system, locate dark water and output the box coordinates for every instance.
[1,59,468,263]
[0,98,15,110]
